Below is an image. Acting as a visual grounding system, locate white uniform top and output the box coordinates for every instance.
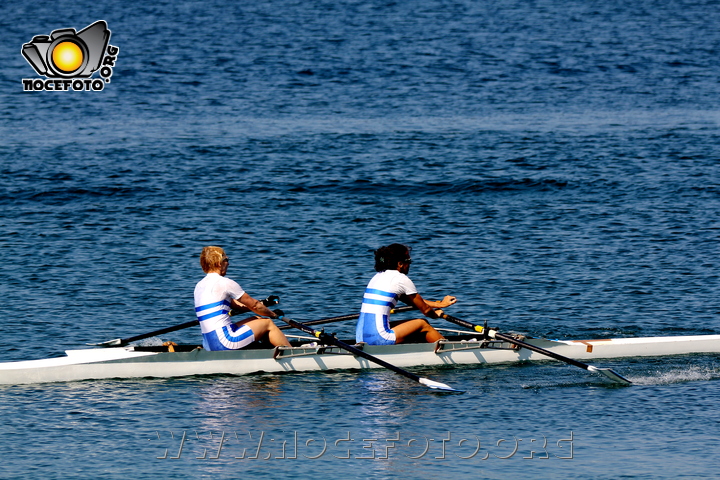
[356,270,417,345]
[194,273,245,334]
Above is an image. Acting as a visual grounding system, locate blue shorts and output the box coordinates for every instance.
[356,312,396,345]
[203,323,255,351]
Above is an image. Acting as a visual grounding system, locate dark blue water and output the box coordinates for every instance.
[2,0,720,478]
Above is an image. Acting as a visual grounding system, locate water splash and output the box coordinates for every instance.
[629,365,720,385]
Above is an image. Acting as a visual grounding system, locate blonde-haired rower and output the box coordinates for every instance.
[194,246,290,350]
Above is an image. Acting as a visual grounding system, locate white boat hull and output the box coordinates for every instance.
[1,334,719,385]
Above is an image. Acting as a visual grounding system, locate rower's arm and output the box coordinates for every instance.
[424,295,457,308]
[401,293,444,319]
[233,293,278,319]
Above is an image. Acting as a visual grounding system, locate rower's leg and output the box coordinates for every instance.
[266,321,291,347]
[391,319,445,344]
[236,317,291,347]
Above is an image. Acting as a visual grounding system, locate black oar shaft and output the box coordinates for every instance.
[281,317,420,383]
[493,331,591,371]
[441,314,594,371]
[278,305,415,330]
[441,313,631,384]
[278,314,461,392]
[95,295,280,347]
[119,320,199,345]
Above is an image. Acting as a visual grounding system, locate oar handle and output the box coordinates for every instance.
[230,295,280,316]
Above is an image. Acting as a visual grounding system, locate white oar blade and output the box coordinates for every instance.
[87,338,123,347]
[592,367,632,385]
[419,377,464,393]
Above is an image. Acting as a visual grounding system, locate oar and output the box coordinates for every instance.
[440,313,632,385]
[278,305,415,330]
[275,311,463,393]
[91,295,280,347]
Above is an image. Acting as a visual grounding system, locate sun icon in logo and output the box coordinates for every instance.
[51,41,84,73]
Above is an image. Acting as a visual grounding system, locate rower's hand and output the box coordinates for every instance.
[433,308,444,319]
[441,296,457,307]
[262,295,280,307]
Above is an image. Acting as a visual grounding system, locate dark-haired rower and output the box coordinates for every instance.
[355,243,456,345]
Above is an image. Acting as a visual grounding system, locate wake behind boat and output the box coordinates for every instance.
[1,331,719,385]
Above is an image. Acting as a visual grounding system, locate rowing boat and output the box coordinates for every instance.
[1,332,719,385]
